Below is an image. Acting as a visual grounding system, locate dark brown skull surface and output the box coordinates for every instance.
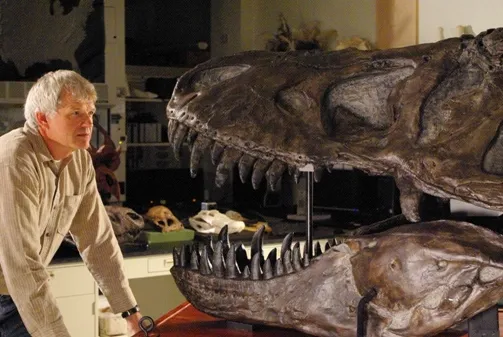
[171,221,503,337]
[167,28,503,221]
[166,27,503,337]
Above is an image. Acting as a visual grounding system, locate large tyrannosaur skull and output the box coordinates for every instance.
[166,28,503,221]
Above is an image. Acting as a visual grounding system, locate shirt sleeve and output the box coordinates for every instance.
[0,162,71,337]
[69,153,137,314]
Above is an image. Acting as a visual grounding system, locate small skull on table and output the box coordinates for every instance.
[145,205,184,233]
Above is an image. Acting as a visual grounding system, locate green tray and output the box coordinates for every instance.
[144,229,195,244]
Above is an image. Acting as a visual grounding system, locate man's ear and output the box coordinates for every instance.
[35,112,49,129]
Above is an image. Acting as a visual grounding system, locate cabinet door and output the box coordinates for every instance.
[56,294,97,337]
[48,264,98,337]
[48,265,95,297]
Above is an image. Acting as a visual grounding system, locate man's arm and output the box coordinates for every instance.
[69,152,139,323]
[0,162,71,336]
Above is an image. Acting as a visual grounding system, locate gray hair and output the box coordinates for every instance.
[24,70,97,128]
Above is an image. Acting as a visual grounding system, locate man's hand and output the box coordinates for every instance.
[126,311,143,336]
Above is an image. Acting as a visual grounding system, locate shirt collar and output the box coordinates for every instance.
[22,122,74,169]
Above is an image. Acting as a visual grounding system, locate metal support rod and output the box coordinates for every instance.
[305,170,314,258]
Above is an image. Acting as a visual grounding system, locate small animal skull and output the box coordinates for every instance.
[145,205,184,233]
[105,205,145,244]
[189,210,245,234]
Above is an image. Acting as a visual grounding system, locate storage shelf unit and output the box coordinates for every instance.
[0,81,112,107]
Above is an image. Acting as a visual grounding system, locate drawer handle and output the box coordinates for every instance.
[49,272,55,278]
[163,260,170,268]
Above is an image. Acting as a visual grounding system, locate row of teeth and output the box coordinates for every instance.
[173,224,339,280]
[168,120,327,191]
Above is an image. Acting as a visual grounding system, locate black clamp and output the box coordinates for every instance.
[357,287,378,337]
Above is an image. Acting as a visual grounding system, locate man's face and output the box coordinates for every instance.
[38,89,95,159]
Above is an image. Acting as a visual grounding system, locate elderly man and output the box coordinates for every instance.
[0,70,142,336]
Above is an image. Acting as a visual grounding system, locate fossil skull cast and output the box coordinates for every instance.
[145,205,184,233]
[188,209,245,234]
[171,221,503,337]
[105,205,144,244]
[167,28,503,221]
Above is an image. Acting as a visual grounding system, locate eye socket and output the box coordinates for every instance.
[126,212,141,220]
[190,65,250,91]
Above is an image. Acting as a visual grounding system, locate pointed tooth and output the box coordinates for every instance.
[226,244,239,279]
[168,120,178,144]
[172,124,189,160]
[190,249,199,270]
[263,259,273,280]
[193,242,201,260]
[314,167,324,183]
[173,247,181,267]
[242,265,251,279]
[180,245,188,267]
[283,250,294,274]
[266,160,287,192]
[251,159,272,190]
[326,164,333,173]
[251,253,262,280]
[206,239,214,262]
[266,248,277,270]
[275,258,284,276]
[184,244,192,266]
[215,148,242,188]
[314,242,323,256]
[281,232,294,259]
[238,154,256,183]
[288,165,296,175]
[251,225,265,265]
[235,244,249,272]
[292,244,302,272]
[217,225,230,257]
[186,129,198,151]
[200,245,212,275]
[212,241,225,277]
[303,252,310,268]
[211,142,225,165]
[289,165,301,184]
[190,136,212,178]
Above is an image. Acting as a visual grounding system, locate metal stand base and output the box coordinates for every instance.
[468,305,499,337]
[226,321,259,331]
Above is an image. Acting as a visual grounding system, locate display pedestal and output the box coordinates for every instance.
[146,301,494,337]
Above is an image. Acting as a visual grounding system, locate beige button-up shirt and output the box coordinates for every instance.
[0,123,136,336]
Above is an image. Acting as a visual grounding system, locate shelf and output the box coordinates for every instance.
[126,65,191,79]
[127,142,170,147]
[126,98,166,103]
[0,81,113,107]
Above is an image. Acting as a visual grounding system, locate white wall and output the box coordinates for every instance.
[419,0,503,43]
